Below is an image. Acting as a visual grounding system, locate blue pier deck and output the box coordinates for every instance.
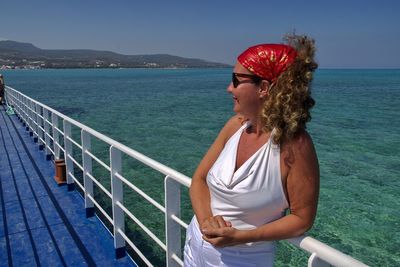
[0,106,137,267]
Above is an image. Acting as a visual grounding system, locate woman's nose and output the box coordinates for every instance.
[227,82,233,93]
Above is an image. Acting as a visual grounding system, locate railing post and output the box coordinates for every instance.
[82,130,94,217]
[17,93,22,118]
[31,100,37,138]
[28,99,33,136]
[33,103,39,143]
[43,108,51,160]
[20,96,24,122]
[11,90,16,107]
[19,93,23,122]
[21,94,25,125]
[14,91,17,110]
[110,145,126,258]
[63,120,75,191]
[17,93,21,117]
[38,105,44,150]
[165,176,181,267]
[23,97,28,130]
[25,98,29,130]
[52,113,60,159]
[12,91,18,116]
[17,93,22,115]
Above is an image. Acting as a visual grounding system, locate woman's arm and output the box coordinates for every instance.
[203,130,320,246]
[190,116,242,228]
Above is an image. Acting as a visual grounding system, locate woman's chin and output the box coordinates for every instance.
[233,109,244,117]
[232,103,240,113]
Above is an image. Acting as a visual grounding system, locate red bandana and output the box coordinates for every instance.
[237,44,297,82]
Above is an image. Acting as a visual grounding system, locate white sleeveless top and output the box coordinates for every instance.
[183,122,289,265]
[207,121,289,231]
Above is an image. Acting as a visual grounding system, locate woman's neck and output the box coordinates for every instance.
[245,117,265,136]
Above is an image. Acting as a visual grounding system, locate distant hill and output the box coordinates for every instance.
[0,40,231,69]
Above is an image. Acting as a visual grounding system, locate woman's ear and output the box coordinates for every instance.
[259,80,270,98]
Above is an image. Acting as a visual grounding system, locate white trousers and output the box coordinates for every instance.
[183,217,276,267]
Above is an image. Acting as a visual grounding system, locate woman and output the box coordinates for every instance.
[184,34,319,266]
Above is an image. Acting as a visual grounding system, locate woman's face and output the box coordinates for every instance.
[227,62,265,118]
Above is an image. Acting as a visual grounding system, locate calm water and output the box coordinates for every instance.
[2,68,400,266]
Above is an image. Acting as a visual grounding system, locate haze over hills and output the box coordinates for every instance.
[0,40,231,69]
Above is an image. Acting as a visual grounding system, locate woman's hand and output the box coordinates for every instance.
[202,226,242,247]
[200,215,232,237]
[200,215,243,248]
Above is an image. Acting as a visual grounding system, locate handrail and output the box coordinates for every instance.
[6,86,192,187]
[4,85,368,267]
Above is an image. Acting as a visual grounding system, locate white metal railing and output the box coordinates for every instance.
[4,85,368,267]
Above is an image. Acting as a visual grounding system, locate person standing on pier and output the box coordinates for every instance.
[0,74,4,105]
[184,34,320,266]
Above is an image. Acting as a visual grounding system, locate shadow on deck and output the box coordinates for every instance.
[0,106,137,267]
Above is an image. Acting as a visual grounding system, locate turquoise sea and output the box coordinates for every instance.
[2,68,400,266]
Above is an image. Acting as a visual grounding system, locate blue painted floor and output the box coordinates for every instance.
[0,106,137,267]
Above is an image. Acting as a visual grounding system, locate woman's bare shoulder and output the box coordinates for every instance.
[282,129,314,151]
[281,129,317,171]
[220,115,245,142]
[291,129,315,153]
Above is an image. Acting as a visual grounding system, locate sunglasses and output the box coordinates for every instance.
[232,73,262,88]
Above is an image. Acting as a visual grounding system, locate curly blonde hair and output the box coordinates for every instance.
[260,34,318,144]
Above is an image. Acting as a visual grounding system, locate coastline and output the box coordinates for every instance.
[0,66,233,70]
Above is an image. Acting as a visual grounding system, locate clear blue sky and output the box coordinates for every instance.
[1,0,400,68]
